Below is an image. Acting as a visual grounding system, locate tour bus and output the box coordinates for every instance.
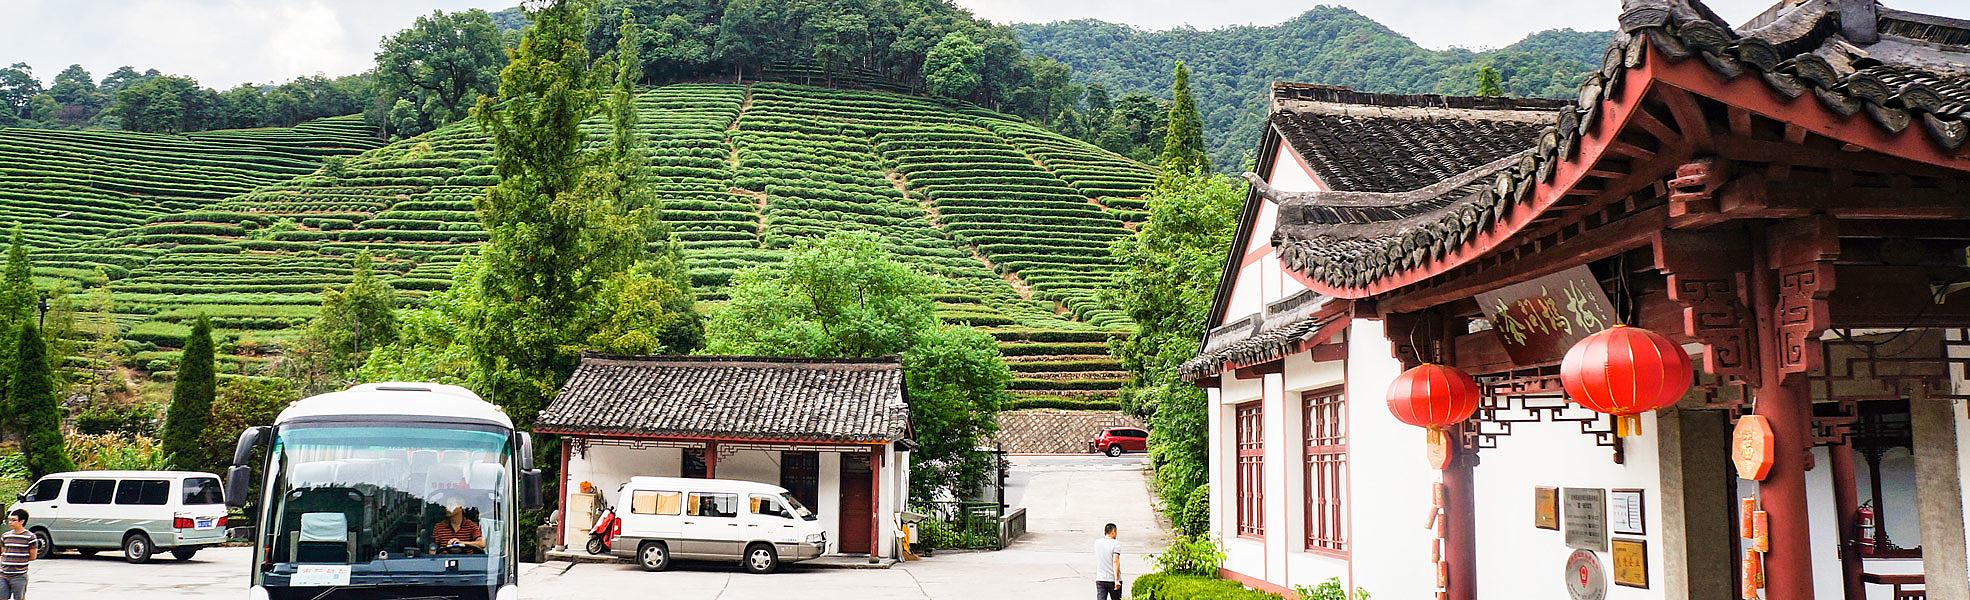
[225,383,541,600]
[609,476,826,574]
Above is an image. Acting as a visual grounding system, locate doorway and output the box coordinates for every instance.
[839,453,873,554]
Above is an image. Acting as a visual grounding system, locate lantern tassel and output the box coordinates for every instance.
[1616,414,1643,438]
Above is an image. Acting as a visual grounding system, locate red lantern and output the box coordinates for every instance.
[1387,363,1481,469]
[1560,325,1693,437]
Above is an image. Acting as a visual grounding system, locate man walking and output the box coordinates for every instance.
[1094,522,1122,600]
[2,509,38,599]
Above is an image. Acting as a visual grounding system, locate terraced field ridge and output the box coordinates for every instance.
[17,84,1155,400]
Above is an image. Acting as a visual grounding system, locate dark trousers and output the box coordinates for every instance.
[1096,580,1121,600]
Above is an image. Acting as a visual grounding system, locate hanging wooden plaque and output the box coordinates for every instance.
[1475,265,1617,366]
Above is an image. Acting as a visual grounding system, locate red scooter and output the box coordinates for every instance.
[586,503,622,555]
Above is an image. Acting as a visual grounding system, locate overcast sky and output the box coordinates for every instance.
[2,1,1963,89]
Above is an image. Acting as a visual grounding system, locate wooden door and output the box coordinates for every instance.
[838,453,872,554]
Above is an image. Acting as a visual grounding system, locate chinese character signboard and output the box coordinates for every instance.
[1475,266,1617,366]
[1564,487,1609,551]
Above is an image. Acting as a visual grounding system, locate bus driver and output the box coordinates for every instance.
[431,497,486,554]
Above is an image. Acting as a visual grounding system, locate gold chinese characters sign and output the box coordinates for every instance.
[1475,265,1617,367]
[1611,538,1648,588]
[1534,487,1560,530]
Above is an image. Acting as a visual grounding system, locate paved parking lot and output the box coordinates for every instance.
[28,455,1167,599]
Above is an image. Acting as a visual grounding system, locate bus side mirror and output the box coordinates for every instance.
[521,469,543,510]
[225,465,254,508]
[233,426,269,465]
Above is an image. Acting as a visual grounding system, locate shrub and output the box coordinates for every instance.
[75,403,162,436]
[65,433,169,471]
[1005,397,1121,411]
[1152,534,1225,577]
[1178,484,1211,537]
[0,453,30,480]
[1295,578,1371,600]
[1140,575,1281,600]
[1131,573,1170,599]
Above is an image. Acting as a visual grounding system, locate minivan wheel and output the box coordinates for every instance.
[29,529,53,559]
[637,541,670,572]
[1106,444,1123,457]
[172,547,199,561]
[743,543,779,574]
[123,533,154,564]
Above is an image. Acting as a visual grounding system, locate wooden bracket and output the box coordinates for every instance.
[1656,228,1761,386]
[1768,217,1840,375]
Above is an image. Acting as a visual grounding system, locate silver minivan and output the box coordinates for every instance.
[9,470,229,563]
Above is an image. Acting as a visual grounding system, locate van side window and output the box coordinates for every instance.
[750,494,791,519]
[182,477,224,505]
[22,479,62,502]
[67,479,116,504]
[686,492,738,518]
[631,490,682,515]
[115,479,171,505]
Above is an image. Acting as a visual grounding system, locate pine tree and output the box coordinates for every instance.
[163,315,215,471]
[471,0,652,428]
[1158,61,1209,174]
[11,322,73,478]
[0,226,34,423]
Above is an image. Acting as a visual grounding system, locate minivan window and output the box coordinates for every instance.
[22,479,62,502]
[1123,429,1148,438]
[750,494,791,519]
[182,477,224,505]
[631,490,682,515]
[115,479,171,505]
[686,492,738,518]
[66,479,116,504]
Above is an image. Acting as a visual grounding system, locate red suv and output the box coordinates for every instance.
[1090,427,1149,456]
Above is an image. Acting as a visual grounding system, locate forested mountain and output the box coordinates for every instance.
[1013,6,1612,170]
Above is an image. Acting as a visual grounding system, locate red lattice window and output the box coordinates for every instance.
[1236,402,1265,538]
[1303,390,1347,554]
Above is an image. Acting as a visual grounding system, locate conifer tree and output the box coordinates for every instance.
[0,226,34,420]
[1159,61,1209,174]
[163,315,215,471]
[11,322,72,478]
[1475,65,1504,97]
[471,0,652,428]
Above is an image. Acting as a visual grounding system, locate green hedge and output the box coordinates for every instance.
[1131,574,1279,600]
[1005,397,1121,411]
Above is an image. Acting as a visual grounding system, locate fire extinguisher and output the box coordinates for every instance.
[1854,502,1877,556]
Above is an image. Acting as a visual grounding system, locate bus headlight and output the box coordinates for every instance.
[805,533,825,545]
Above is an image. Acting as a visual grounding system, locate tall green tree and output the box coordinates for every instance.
[109,75,222,133]
[376,8,507,137]
[0,226,33,404]
[1103,171,1245,534]
[1158,61,1208,174]
[923,32,982,99]
[48,64,107,126]
[706,231,1004,498]
[297,251,399,391]
[0,63,40,127]
[11,322,72,478]
[1475,65,1504,96]
[163,315,216,471]
[471,0,654,428]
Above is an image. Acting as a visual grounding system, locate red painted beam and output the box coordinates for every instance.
[705,441,719,479]
[557,440,571,549]
[869,448,883,560]
[531,428,885,448]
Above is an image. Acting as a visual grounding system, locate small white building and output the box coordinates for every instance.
[537,354,912,559]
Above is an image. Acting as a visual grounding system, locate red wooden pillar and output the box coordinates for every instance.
[1444,450,1478,600]
[868,447,883,561]
[1750,218,1836,600]
[557,439,572,549]
[1829,440,1864,599]
[706,441,719,479]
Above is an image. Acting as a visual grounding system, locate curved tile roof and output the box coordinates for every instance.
[538,354,910,443]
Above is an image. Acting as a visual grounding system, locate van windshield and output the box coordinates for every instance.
[781,492,816,521]
[254,423,514,591]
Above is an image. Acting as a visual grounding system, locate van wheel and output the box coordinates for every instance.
[743,543,779,574]
[172,547,199,561]
[1106,444,1123,457]
[637,541,670,572]
[123,533,154,564]
[29,528,53,559]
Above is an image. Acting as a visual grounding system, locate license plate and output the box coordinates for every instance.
[195,518,216,530]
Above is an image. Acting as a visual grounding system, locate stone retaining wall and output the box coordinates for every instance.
[994,409,1146,454]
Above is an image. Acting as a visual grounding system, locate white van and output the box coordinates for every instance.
[9,470,228,563]
[609,476,826,574]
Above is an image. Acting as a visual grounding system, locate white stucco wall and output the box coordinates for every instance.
[1470,412,1666,600]
[1343,320,1443,600]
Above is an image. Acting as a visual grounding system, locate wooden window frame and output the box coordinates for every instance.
[1302,388,1348,556]
[1235,401,1265,539]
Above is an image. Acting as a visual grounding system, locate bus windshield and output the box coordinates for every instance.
[255,423,514,593]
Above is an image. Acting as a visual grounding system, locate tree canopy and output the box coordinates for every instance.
[375,9,509,137]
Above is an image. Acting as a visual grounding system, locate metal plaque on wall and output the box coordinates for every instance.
[1563,487,1609,551]
[1565,549,1608,600]
[1474,265,1617,366]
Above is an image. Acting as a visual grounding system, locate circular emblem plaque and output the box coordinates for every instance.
[1732,415,1776,481]
[1565,549,1607,600]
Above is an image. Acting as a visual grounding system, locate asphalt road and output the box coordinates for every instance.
[25,454,1168,599]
